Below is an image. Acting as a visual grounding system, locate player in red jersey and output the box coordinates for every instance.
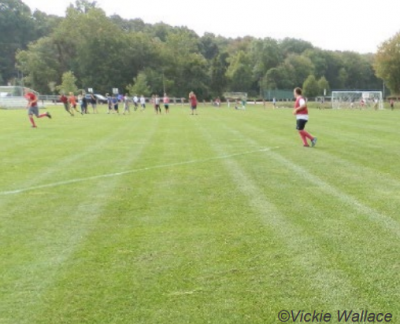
[24,89,51,128]
[60,93,73,116]
[69,92,81,114]
[293,87,317,147]
[189,91,198,115]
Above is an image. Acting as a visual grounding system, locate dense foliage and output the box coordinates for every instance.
[1,0,384,98]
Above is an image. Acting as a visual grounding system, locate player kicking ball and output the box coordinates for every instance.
[293,87,317,147]
[25,89,51,128]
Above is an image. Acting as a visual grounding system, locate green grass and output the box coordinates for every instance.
[1,104,399,323]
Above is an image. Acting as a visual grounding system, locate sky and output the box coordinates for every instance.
[21,0,400,54]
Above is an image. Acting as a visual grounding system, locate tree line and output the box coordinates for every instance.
[1,0,386,99]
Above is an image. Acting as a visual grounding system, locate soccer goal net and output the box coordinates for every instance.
[223,92,248,100]
[0,86,43,109]
[331,91,384,110]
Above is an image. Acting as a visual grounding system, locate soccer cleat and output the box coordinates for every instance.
[311,137,317,147]
[46,112,52,119]
[303,144,310,147]
[32,125,37,128]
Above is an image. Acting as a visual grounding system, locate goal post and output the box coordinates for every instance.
[331,91,384,110]
[0,86,44,110]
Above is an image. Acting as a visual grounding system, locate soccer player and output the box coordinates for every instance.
[189,91,197,115]
[241,98,247,110]
[293,87,317,148]
[112,95,119,114]
[163,93,170,114]
[68,92,80,114]
[60,93,73,116]
[24,89,51,127]
[80,93,88,114]
[140,95,146,111]
[123,94,131,115]
[154,95,161,114]
[390,99,394,110]
[272,97,276,109]
[133,94,139,111]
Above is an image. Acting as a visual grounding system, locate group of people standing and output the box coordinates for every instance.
[106,94,141,114]
[150,94,170,115]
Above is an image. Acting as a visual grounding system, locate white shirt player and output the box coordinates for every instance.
[296,98,309,120]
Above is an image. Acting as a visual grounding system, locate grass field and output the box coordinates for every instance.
[1,104,399,324]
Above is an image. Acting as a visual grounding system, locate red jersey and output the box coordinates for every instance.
[60,95,68,104]
[69,96,77,105]
[163,96,170,104]
[190,94,197,106]
[295,96,308,115]
[25,92,37,107]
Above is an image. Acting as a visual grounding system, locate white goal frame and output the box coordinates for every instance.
[331,91,384,110]
[0,86,43,110]
[223,92,248,100]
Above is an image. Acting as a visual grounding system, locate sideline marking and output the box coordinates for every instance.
[0,147,278,196]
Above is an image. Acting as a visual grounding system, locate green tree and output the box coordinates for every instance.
[280,38,314,56]
[374,32,400,94]
[32,10,62,39]
[126,72,151,97]
[71,0,98,13]
[48,81,56,94]
[337,68,348,89]
[210,52,228,97]
[318,76,330,95]
[323,51,345,89]
[16,37,61,92]
[285,54,314,87]
[303,48,327,78]
[303,75,320,98]
[226,51,253,92]
[263,63,295,90]
[199,33,219,60]
[56,71,78,94]
[250,38,282,84]
[0,0,34,82]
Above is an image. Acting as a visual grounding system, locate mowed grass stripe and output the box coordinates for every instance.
[216,108,400,227]
[26,111,295,323]
[0,113,160,324]
[0,111,152,235]
[193,115,369,309]
[215,108,400,236]
[1,108,147,195]
[1,106,399,324]
[207,109,400,309]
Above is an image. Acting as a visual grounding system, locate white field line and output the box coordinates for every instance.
[1,117,141,199]
[0,147,278,196]
[0,119,160,324]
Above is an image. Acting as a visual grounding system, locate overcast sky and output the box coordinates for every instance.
[22,0,400,54]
